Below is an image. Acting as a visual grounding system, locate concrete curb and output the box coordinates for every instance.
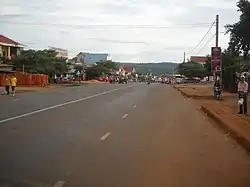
[200,105,250,152]
[172,85,192,98]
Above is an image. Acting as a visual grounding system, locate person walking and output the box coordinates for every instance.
[4,74,10,95]
[237,75,248,114]
[10,74,17,96]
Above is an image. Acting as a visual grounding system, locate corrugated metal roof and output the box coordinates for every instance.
[0,35,20,45]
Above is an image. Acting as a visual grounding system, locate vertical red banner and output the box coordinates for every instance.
[211,47,221,71]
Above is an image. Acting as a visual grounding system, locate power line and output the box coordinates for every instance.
[189,20,216,53]
[0,20,214,29]
[195,34,216,54]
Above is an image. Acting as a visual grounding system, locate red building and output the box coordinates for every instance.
[0,35,24,61]
[0,35,24,71]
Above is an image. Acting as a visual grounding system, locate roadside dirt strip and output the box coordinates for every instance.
[173,84,250,152]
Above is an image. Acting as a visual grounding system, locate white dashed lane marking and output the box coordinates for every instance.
[53,181,65,187]
[100,132,112,140]
[133,104,136,108]
[0,84,136,124]
[122,114,128,119]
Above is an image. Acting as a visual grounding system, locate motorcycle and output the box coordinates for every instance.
[214,86,221,98]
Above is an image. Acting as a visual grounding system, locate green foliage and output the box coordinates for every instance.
[203,55,212,74]
[225,0,250,58]
[119,62,177,75]
[138,74,146,82]
[74,64,83,73]
[177,61,209,77]
[97,60,118,70]
[86,60,118,80]
[219,0,250,91]
[11,49,68,79]
[204,50,241,92]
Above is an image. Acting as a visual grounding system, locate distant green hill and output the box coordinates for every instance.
[119,62,178,75]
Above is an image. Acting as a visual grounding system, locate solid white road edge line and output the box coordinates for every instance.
[53,181,65,187]
[122,114,128,119]
[0,84,136,124]
[100,132,112,140]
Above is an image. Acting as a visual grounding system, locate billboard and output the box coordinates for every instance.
[211,47,221,71]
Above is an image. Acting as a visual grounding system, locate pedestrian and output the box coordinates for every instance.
[4,74,10,95]
[237,75,248,114]
[10,74,17,96]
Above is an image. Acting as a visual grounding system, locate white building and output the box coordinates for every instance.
[49,46,68,58]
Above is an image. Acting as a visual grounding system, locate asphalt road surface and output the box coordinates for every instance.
[0,83,249,187]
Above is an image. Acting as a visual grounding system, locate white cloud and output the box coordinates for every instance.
[0,0,240,62]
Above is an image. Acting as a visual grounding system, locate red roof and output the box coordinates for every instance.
[190,56,207,63]
[122,66,133,73]
[0,35,20,45]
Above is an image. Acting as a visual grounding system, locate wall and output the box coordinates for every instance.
[0,72,48,86]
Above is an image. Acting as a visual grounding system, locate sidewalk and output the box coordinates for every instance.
[173,84,250,151]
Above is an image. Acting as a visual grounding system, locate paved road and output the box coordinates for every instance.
[0,83,249,187]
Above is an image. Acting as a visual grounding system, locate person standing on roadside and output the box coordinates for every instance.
[237,75,248,114]
[10,74,17,96]
[4,74,10,95]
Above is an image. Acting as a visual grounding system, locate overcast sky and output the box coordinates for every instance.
[0,0,240,62]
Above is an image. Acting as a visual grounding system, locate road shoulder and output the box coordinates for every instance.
[0,81,106,94]
[173,84,250,152]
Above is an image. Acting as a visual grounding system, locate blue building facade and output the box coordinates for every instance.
[84,53,108,65]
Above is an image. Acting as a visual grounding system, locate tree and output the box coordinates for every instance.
[203,55,212,74]
[74,64,83,74]
[12,49,68,80]
[177,61,209,77]
[221,0,250,91]
[96,60,118,71]
[85,60,118,80]
[225,0,250,58]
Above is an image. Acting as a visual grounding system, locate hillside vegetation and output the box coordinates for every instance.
[119,62,178,75]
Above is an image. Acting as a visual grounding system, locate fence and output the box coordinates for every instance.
[0,72,48,86]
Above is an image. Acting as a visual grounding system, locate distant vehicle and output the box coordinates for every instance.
[118,76,128,84]
[176,78,182,84]
[183,78,201,84]
[109,78,115,83]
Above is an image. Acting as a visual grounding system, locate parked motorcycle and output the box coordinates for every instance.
[214,86,221,98]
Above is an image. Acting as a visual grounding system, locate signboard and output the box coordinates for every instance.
[211,47,221,71]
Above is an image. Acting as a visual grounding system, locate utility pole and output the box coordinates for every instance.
[215,14,222,90]
[216,15,219,47]
[183,52,186,63]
